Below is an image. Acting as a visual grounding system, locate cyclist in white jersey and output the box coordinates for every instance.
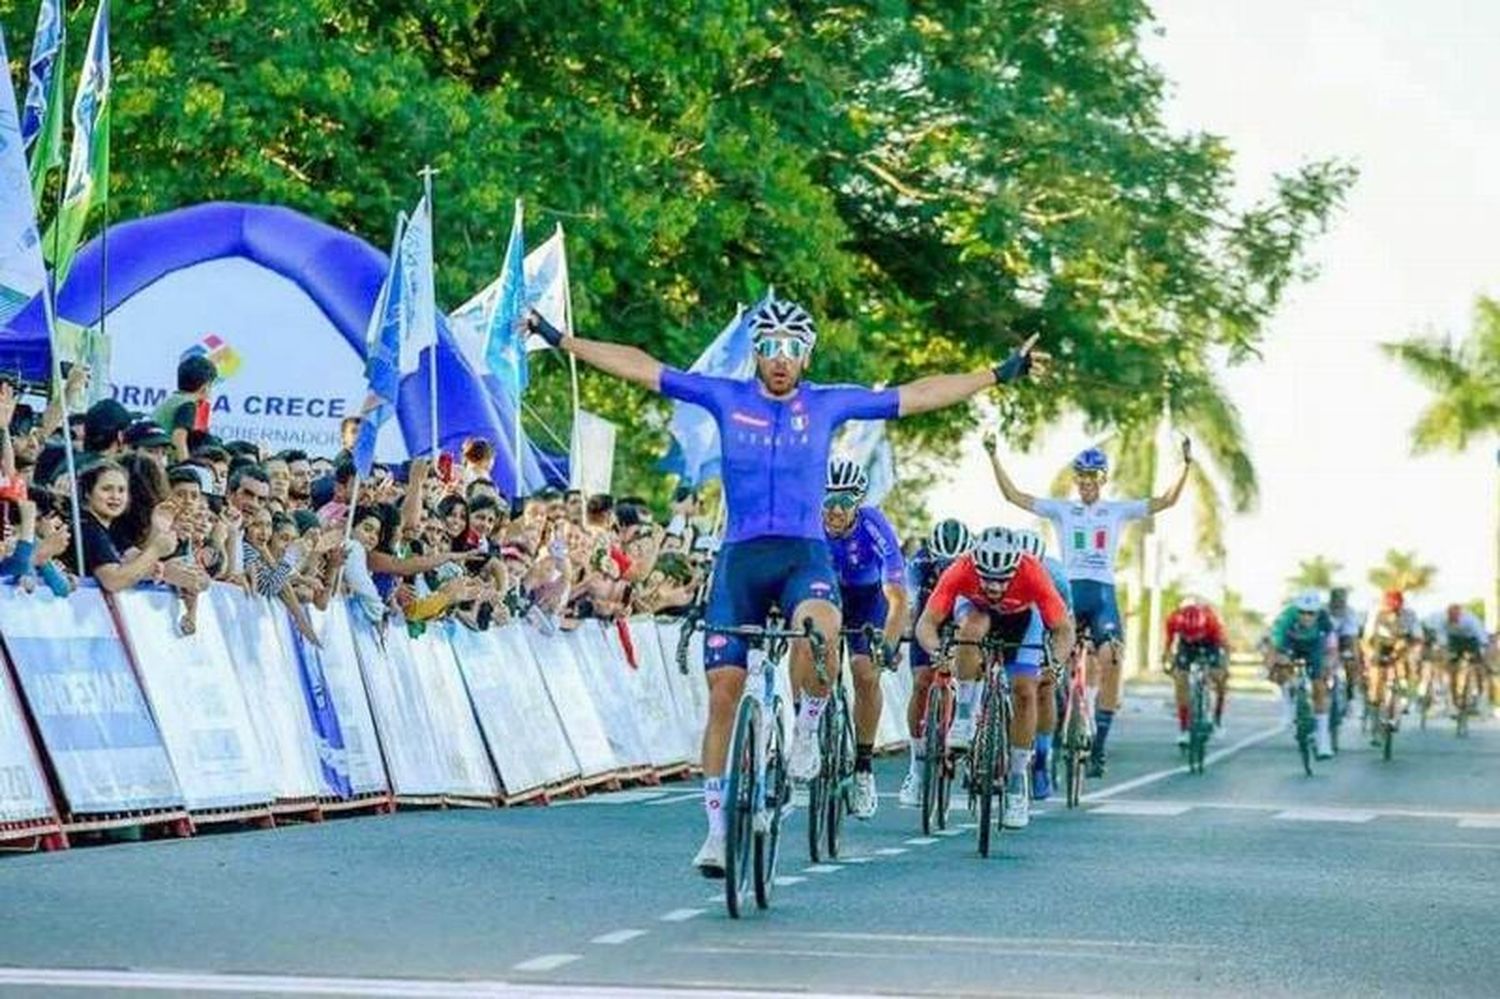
[985,435,1190,777]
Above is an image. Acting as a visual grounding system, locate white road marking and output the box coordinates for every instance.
[1458,817,1500,829]
[958,822,978,830]
[590,928,647,945]
[659,908,706,922]
[773,875,808,886]
[803,863,843,873]
[1091,802,1193,817]
[933,828,963,837]
[1100,798,1500,826]
[0,968,896,997]
[644,792,703,806]
[904,836,938,845]
[841,855,875,863]
[874,847,908,855]
[1273,807,1376,824]
[511,954,581,972]
[554,790,667,807]
[1080,722,1284,803]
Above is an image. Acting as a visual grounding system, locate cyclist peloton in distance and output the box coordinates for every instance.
[985,435,1190,777]
[524,298,1043,874]
[1163,601,1230,745]
[822,457,909,819]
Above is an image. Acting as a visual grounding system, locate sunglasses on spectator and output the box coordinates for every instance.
[753,337,810,361]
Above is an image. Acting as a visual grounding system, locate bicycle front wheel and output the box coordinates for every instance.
[723,697,758,919]
[976,681,1008,858]
[826,692,854,859]
[754,701,786,910]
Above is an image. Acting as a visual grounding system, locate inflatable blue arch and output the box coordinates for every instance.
[0,202,562,493]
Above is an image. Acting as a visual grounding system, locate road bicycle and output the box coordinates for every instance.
[1365,645,1408,762]
[1280,656,1316,776]
[1055,640,1093,805]
[1179,648,1216,775]
[677,612,825,918]
[1451,647,1488,738]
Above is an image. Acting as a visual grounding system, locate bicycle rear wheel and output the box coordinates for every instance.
[754,700,786,910]
[723,697,758,919]
[826,692,854,859]
[921,687,946,835]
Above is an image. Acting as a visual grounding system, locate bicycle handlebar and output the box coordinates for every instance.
[675,610,829,684]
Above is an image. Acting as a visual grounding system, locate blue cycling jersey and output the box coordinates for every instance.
[660,370,900,543]
[826,506,905,589]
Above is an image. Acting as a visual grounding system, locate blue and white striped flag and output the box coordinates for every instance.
[20,0,64,205]
[352,212,409,477]
[0,27,48,325]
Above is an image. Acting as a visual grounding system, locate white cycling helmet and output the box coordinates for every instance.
[978,525,1011,546]
[928,519,973,559]
[1293,590,1323,613]
[973,533,1022,580]
[826,456,868,495]
[747,297,817,345]
[1012,529,1046,560]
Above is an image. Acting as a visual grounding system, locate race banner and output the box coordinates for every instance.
[207,586,325,802]
[524,629,618,779]
[566,625,650,771]
[112,588,274,812]
[0,641,56,824]
[408,624,499,800]
[300,602,386,796]
[0,584,181,814]
[448,624,578,795]
[349,613,446,797]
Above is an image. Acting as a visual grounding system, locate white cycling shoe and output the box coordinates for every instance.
[788,727,822,781]
[1001,777,1031,830]
[1176,730,1190,748]
[851,772,878,820]
[693,831,726,878]
[898,771,923,808]
[948,716,975,751]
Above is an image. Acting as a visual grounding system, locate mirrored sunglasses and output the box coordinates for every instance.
[823,492,859,511]
[753,337,810,360]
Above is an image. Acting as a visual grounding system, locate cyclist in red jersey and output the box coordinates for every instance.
[1163,602,1229,746]
[914,532,1074,829]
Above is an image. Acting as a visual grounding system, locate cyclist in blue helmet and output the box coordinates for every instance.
[526,299,1042,875]
[984,431,1190,778]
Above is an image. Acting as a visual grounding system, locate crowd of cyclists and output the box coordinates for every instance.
[533,295,1494,880]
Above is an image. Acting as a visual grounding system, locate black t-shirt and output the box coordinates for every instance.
[165,400,196,433]
[76,511,123,576]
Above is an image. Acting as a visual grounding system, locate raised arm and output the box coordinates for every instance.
[528,310,665,392]
[895,334,1041,417]
[1148,439,1193,514]
[981,431,1039,513]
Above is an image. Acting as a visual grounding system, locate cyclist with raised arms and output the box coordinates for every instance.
[822,457,908,820]
[898,518,974,807]
[986,436,1189,777]
[1010,528,1072,800]
[914,531,1075,829]
[524,300,1041,874]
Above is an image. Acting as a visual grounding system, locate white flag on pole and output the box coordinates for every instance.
[569,408,616,495]
[449,224,565,369]
[396,194,437,376]
[0,27,47,324]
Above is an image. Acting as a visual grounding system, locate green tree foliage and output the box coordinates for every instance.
[3,1,1353,501]
[1286,556,1344,593]
[1383,296,1500,453]
[1368,549,1436,595]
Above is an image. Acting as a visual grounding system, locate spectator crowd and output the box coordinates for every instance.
[0,354,717,639]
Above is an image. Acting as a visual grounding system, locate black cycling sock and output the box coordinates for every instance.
[855,743,874,773]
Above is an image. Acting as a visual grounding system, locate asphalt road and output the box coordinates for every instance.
[2,688,1497,998]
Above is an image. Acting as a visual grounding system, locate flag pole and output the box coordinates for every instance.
[41,276,85,576]
[558,223,583,494]
[419,164,439,462]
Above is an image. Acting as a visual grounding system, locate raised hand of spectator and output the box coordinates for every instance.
[162,558,211,593]
[0,380,17,429]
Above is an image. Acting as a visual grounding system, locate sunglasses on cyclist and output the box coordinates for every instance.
[753,337,810,361]
[823,492,859,511]
[975,568,1016,586]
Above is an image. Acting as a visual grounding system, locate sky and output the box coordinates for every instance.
[928,0,1500,616]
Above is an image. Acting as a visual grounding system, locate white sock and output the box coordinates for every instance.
[1085,685,1098,717]
[955,681,977,719]
[1315,712,1331,739]
[796,695,828,734]
[1009,748,1033,787]
[703,777,725,836]
[909,739,924,767]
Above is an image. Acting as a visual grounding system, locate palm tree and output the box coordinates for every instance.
[1042,372,1258,670]
[1383,296,1500,453]
[1367,549,1437,594]
[1219,587,1267,653]
[1286,556,1344,593]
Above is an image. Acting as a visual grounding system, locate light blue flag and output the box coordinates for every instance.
[665,303,756,485]
[483,198,528,400]
[840,418,896,507]
[20,0,64,203]
[353,212,409,477]
[0,27,48,325]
